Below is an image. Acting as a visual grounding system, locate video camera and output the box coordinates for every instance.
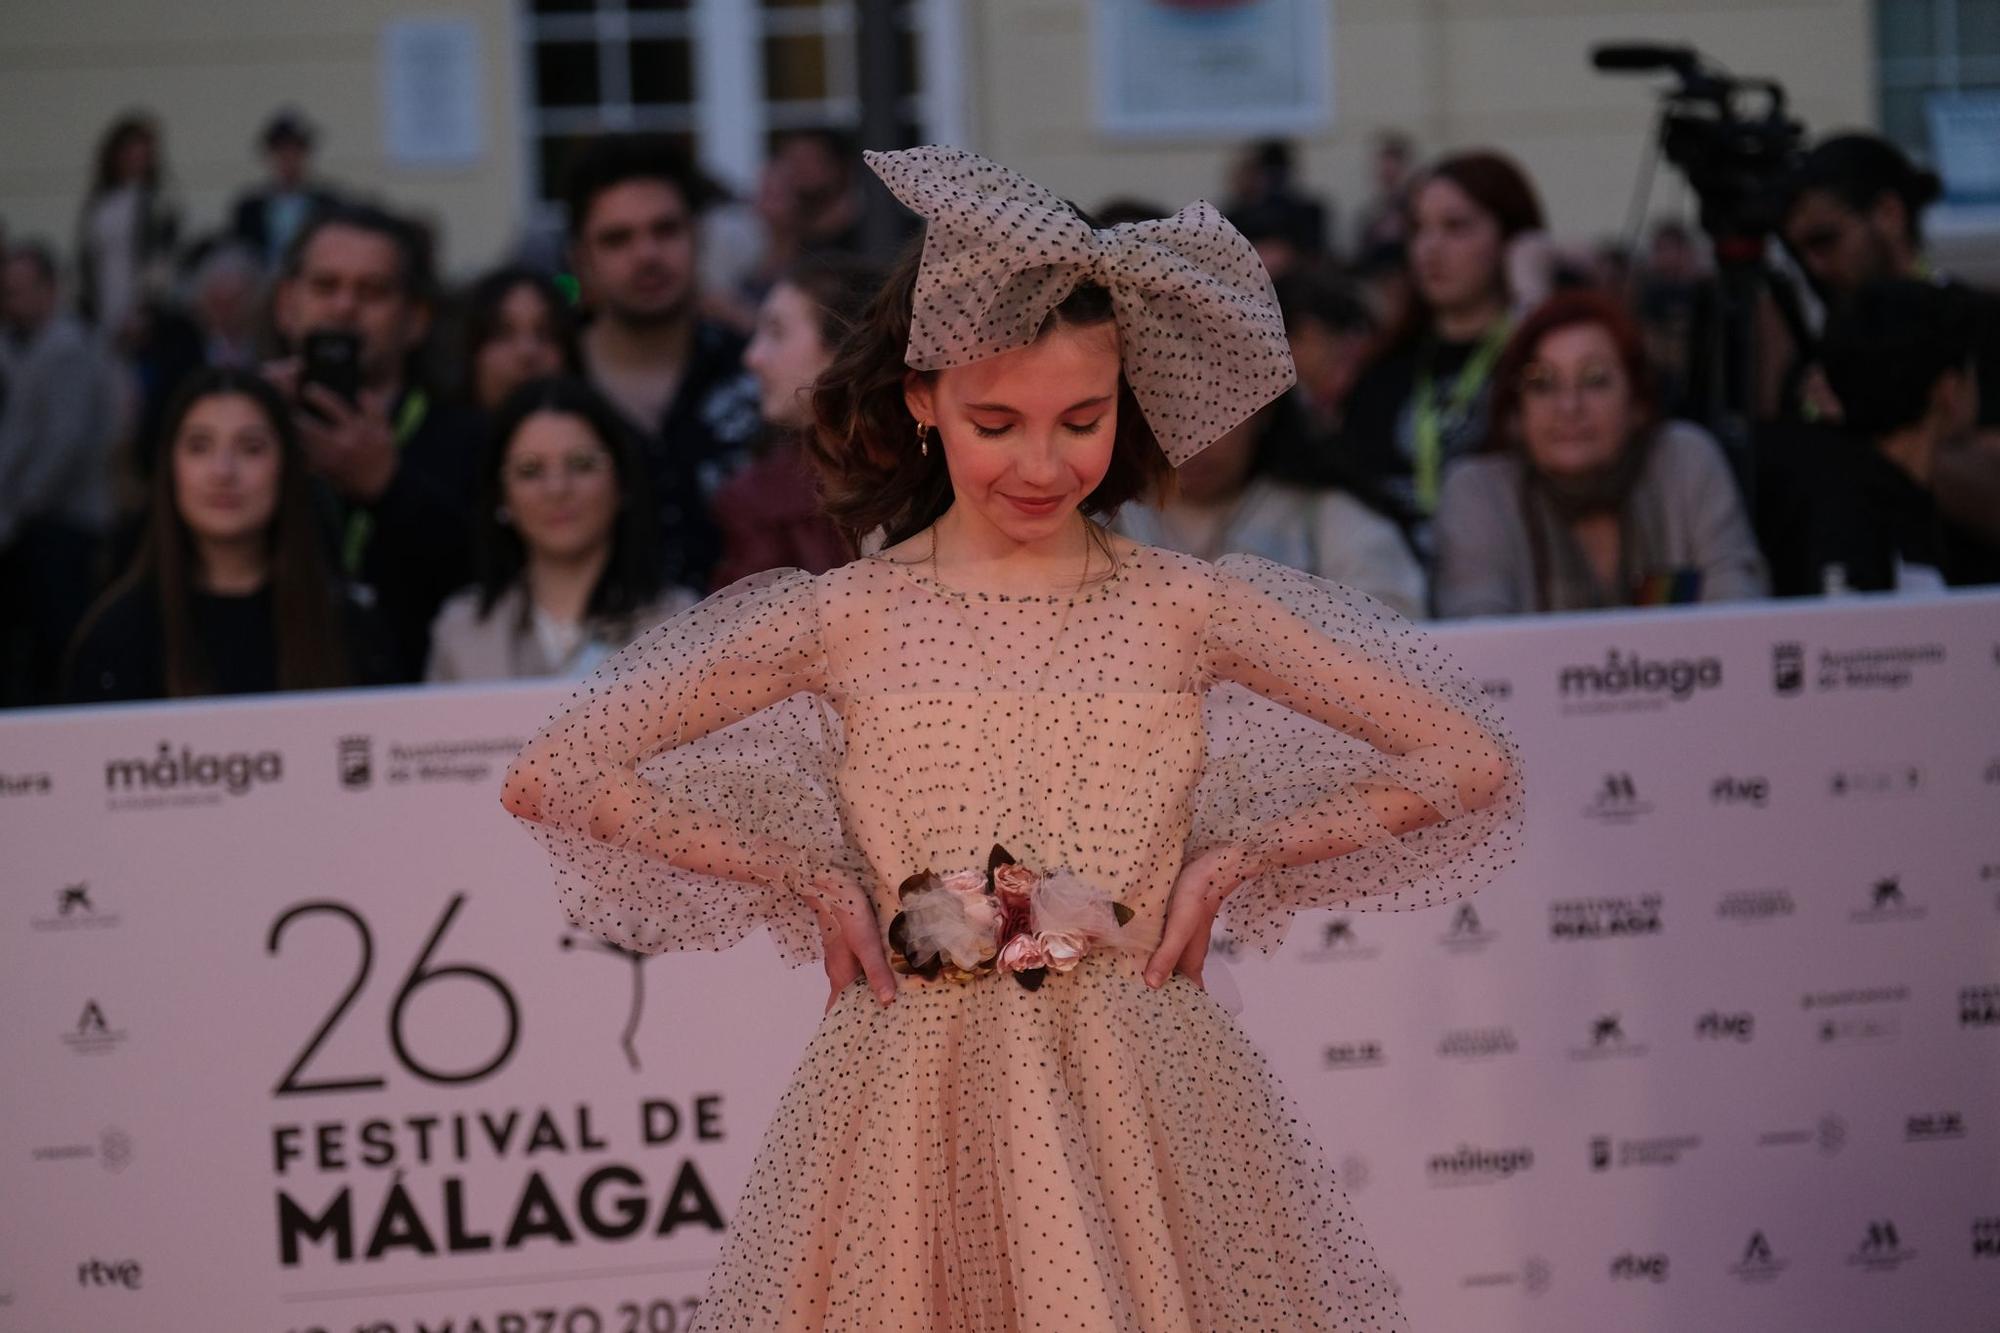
[1593,43,1805,262]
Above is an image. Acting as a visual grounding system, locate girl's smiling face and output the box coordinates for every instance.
[905,320,1122,545]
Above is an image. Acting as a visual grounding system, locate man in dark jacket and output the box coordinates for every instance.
[567,136,761,590]
[267,204,480,679]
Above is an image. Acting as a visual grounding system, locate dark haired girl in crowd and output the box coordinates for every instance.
[502,148,1519,1328]
[708,254,876,586]
[1296,150,1547,561]
[459,265,576,419]
[1432,291,1767,616]
[425,377,691,682]
[64,370,394,701]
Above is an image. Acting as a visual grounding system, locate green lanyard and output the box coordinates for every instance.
[1411,323,1508,512]
[341,389,430,574]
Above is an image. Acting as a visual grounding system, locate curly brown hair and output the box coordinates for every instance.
[803,237,1172,551]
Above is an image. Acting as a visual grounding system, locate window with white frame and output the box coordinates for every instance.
[522,0,937,212]
[1875,0,2000,161]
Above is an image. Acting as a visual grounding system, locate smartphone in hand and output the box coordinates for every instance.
[299,329,361,422]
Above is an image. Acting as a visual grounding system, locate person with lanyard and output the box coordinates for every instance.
[264,203,483,681]
[1283,150,1548,566]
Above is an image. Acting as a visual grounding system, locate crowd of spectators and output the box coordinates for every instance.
[1,109,1995,708]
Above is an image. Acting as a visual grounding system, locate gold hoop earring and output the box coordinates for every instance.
[916,421,930,458]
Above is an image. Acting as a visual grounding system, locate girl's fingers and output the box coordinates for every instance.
[1144,910,1193,988]
[839,902,897,1004]
[1176,924,1210,989]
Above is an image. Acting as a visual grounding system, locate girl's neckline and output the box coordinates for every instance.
[865,546,1133,605]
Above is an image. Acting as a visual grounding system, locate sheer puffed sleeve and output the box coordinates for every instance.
[501,568,857,965]
[1194,554,1523,953]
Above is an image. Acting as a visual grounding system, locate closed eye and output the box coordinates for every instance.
[968,418,1106,439]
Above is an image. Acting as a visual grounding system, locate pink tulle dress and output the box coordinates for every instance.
[506,542,1522,1332]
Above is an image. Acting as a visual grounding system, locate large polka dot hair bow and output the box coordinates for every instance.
[864,145,1297,466]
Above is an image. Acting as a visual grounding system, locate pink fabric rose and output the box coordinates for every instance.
[997,933,1047,972]
[1038,931,1087,973]
[992,862,1038,904]
[942,869,986,896]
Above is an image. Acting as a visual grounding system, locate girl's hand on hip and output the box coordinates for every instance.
[802,869,896,1009]
[1145,844,1254,990]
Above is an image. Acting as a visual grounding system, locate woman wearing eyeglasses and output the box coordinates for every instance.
[425,377,694,682]
[1431,291,1768,617]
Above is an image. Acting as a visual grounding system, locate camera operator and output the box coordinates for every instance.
[1761,279,2000,595]
[1777,133,2000,549]
[264,204,481,680]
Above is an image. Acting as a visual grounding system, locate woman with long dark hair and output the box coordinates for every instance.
[425,376,691,682]
[1302,150,1546,561]
[1432,291,1767,615]
[76,110,180,340]
[64,369,393,701]
[502,148,1520,1329]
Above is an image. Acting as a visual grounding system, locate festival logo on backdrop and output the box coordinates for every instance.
[1436,1026,1518,1061]
[1582,772,1653,825]
[30,881,120,933]
[1693,1010,1755,1043]
[1827,763,1924,799]
[1590,1132,1701,1170]
[1846,1219,1916,1272]
[60,1000,127,1056]
[335,733,527,791]
[1903,1111,1966,1144]
[1848,875,1925,924]
[1302,916,1380,962]
[1607,1252,1669,1283]
[1568,1012,1648,1061]
[1459,1256,1551,1297]
[1803,984,1907,1047]
[1558,650,1722,716]
[1426,1143,1535,1187]
[1550,895,1663,940]
[1321,1039,1387,1071]
[1437,901,1499,953]
[102,740,283,811]
[1756,1112,1847,1157]
[1707,774,1770,808]
[264,893,730,1298]
[1716,887,1795,923]
[29,1127,134,1174]
[0,769,53,798]
[1961,984,2000,1029]
[1728,1231,1789,1283]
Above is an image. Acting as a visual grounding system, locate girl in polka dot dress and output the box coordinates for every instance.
[503,147,1523,1332]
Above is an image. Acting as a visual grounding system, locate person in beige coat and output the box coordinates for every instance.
[426,377,693,682]
[1433,291,1768,617]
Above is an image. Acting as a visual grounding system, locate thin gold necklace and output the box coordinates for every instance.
[926,515,1092,691]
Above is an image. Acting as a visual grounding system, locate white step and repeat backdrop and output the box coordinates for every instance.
[4,589,1998,1333]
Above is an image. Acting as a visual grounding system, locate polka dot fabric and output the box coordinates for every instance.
[502,543,1522,1331]
[864,145,1297,466]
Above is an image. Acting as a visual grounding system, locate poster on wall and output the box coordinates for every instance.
[1092,0,1333,137]
[381,17,486,167]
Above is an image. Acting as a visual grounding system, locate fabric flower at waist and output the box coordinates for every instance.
[886,845,1141,989]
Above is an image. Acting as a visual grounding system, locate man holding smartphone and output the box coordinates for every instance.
[266,203,480,680]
